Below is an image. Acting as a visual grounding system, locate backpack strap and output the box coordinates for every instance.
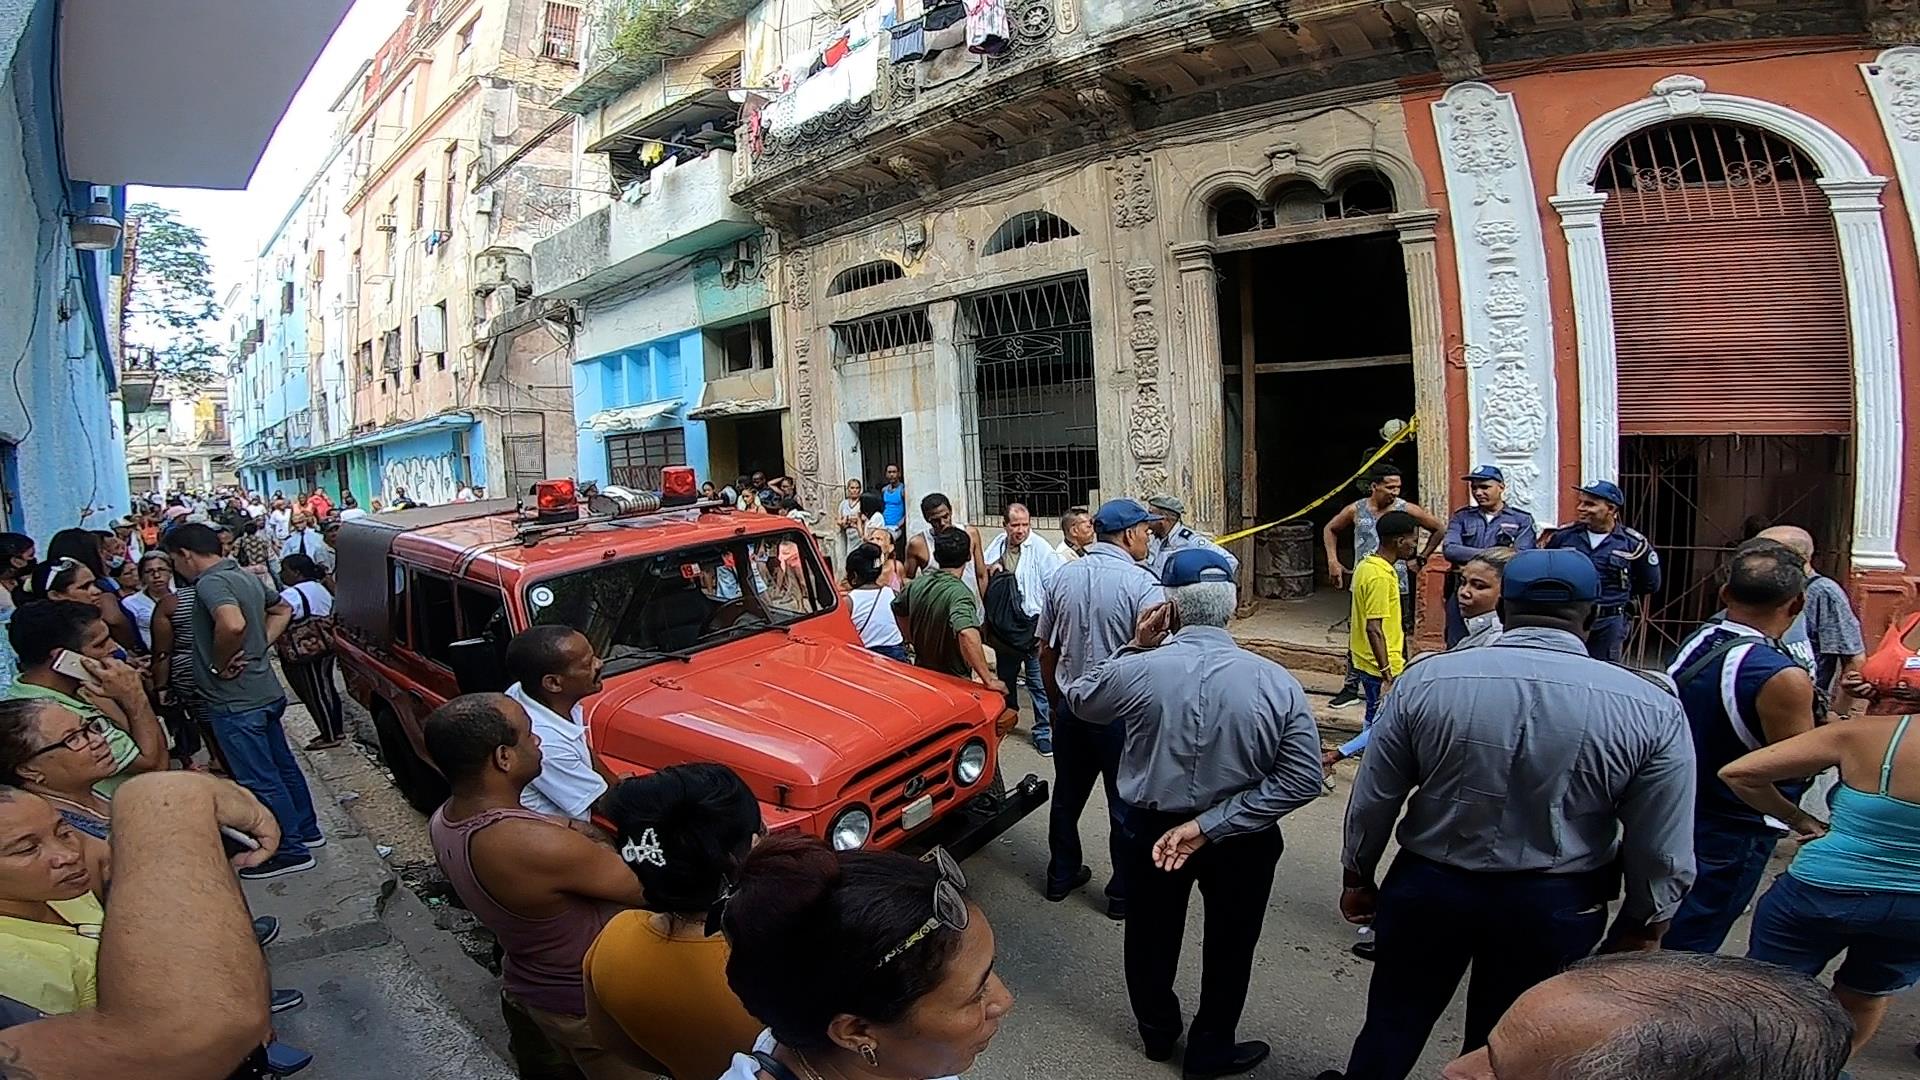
[751,1052,808,1080]
[1672,633,1757,692]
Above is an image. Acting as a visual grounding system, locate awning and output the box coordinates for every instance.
[582,400,681,434]
[687,398,783,421]
[345,411,476,450]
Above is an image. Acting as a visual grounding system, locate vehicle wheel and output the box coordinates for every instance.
[373,704,448,815]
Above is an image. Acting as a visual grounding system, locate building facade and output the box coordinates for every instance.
[123,380,233,495]
[608,0,1920,649]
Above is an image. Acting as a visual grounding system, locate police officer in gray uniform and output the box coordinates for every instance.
[1542,480,1661,663]
[1145,495,1239,578]
[1067,548,1323,1079]
[1323,549,1695,1080]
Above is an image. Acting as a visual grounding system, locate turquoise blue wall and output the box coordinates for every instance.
[0,0,128,532]
[574,329,706,490]
[364,422,485,506]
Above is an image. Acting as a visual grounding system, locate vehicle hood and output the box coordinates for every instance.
[587,633,997,806]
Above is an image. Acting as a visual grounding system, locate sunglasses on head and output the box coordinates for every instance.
[39,557,82,592]
[876,847,968,968]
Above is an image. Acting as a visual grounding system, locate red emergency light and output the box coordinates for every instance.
[531,478,579,523]
[661,465,697,506]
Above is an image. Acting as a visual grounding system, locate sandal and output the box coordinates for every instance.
[303,736,343,751]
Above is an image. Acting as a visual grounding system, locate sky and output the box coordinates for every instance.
[128,0,403,304]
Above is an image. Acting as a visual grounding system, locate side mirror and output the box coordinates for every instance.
[448,637,508,694]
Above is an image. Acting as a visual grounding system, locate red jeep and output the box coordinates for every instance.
[331,481,1045,856]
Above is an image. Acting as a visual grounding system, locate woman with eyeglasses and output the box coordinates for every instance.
[584,764,764,1079]
[719,835,1013,1080]
[117,553,174,652]
[0,699,118,840]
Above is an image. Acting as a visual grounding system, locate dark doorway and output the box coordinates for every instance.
[1620,433,1852,664]
[856,419,903,493]
[1218,232,1417,575]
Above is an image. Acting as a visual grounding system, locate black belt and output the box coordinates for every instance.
[1595,602,1632,618]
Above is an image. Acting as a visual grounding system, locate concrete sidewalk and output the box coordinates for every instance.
[241,718,514,1080]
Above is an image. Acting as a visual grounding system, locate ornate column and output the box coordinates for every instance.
[1822,175,1904,571]
[1170,240,1225,534]
[1546,192,1616,483]
[1391,210,1451,511]
[1431,82,1558,518]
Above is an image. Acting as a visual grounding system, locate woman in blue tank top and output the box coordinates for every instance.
[1722,713,1920,1059]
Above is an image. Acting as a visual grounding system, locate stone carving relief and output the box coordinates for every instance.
[1651,74,1707,116]
[1870,47,1920,141]
[793,336,820,476]
[1056,0,1079,35]
[1081,86,1136,138]
[1432,82,1556,516]
[1124,265,1173,490]
[785,249,811,309]
[1109,154,1157,229]
[1406,0,1483,83]
[1017,0,1056,42]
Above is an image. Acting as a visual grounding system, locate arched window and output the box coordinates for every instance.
[1211,170,1398,237]
[982,211,1080,255]
[827,259,905,297]
[1211,191,1266,236]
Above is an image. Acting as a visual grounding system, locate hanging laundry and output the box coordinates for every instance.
[890,18,927,64]
[966,0,1010,55]
[823,31,851,66]
[640,140,667,165]
[923,0,967,52]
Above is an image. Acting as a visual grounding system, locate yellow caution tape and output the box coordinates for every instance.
[1215,417,1421,546]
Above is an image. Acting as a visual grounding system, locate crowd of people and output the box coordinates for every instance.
[4,461,1917,1080]
[0,483,391,1076]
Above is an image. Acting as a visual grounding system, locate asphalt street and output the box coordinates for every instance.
[314,693,1920,1079]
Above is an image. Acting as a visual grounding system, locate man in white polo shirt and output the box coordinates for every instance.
[502,625,619,822]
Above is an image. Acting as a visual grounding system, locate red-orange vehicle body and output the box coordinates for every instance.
[330,496,1044,854]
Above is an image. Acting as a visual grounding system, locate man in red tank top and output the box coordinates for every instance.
[424,694,650,1079]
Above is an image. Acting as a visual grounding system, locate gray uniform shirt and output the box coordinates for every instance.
[189,558,287,710]
[1147,524,1240,578]
[1065,626,1323,839]
[1035,541,1163,693]
[1342,626,1696,924]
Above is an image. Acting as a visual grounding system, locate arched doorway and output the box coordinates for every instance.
[1599,120,1854,654]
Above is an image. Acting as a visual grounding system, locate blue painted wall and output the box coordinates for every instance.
[354,420,485,506]
[573,329,706,490]
[0,0,129,534]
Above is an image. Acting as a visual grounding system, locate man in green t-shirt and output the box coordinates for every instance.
[892,526,1006,694]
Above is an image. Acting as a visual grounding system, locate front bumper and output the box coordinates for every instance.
[898,772,1050,861]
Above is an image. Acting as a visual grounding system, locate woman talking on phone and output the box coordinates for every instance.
[3,600,167,793]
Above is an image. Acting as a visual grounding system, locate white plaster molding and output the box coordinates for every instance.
[1554,74,1904,571]
[1432,82,1558,518]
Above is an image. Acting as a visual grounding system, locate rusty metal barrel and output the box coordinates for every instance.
[1257,522,1316,600]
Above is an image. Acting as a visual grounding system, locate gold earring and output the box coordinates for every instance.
[860,1044,879,1068]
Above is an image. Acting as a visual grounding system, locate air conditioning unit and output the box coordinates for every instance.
[375,214,398,232]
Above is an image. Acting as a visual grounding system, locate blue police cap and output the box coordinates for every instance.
[1462,465,1505,483]
[1577,480,1625,506]
[1161,547,1235,587]
[1092,499,1157,534]
[1502,549,1600,603]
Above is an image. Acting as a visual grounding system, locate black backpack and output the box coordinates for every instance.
[982,571,1036,657]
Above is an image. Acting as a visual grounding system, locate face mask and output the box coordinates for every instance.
[1465,610,1501,637]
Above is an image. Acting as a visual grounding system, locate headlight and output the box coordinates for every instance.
[954,739,988,786]
[828,807,872,851]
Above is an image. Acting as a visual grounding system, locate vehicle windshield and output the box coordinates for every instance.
[524,529,837,674]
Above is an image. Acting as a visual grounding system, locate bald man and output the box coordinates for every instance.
[1754,525,1864,721]
[1438,952,1851,1080]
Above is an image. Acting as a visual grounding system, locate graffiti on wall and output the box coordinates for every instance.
[381,453,461,506]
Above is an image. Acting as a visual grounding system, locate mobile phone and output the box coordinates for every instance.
[49,648,98,688]
[220,825,261,857]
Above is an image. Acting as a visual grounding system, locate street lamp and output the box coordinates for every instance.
[69,197,122,251]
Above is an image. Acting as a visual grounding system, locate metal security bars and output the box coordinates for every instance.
[1595,121,1821,223]
[828,259,906,296]
[958,275,1097,520]
[982,211,1080,255]
[830,307,933,361]
[606,428,686,491]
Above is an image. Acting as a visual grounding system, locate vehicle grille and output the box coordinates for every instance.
[869,741,961,843]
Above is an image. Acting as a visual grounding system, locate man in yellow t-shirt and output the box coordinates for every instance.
[1348,511,1419,737]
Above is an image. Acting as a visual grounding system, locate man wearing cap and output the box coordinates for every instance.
[1144,494,1239,579]
[1323,549,1695,1080]
[1543,480,1661,663]
[1439,466,1536,647]
[1066,548,1322,1078]
[1036,498,1166,919]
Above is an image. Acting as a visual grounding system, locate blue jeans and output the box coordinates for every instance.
[997,650,1051,742]
[1749,872,1920,995]
[868,643,909,662]
[1339,672,1388,759]
[1663,825,1780,953]
[1344,854,1609,1080]
[208,697,320,857]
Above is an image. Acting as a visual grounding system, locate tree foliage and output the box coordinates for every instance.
[125,202,220,388]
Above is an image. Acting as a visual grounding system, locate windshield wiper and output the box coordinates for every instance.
[602,646,695,676]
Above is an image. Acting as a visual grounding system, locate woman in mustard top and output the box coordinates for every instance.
[585,764,765,1078]
[0,788,106,1016]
